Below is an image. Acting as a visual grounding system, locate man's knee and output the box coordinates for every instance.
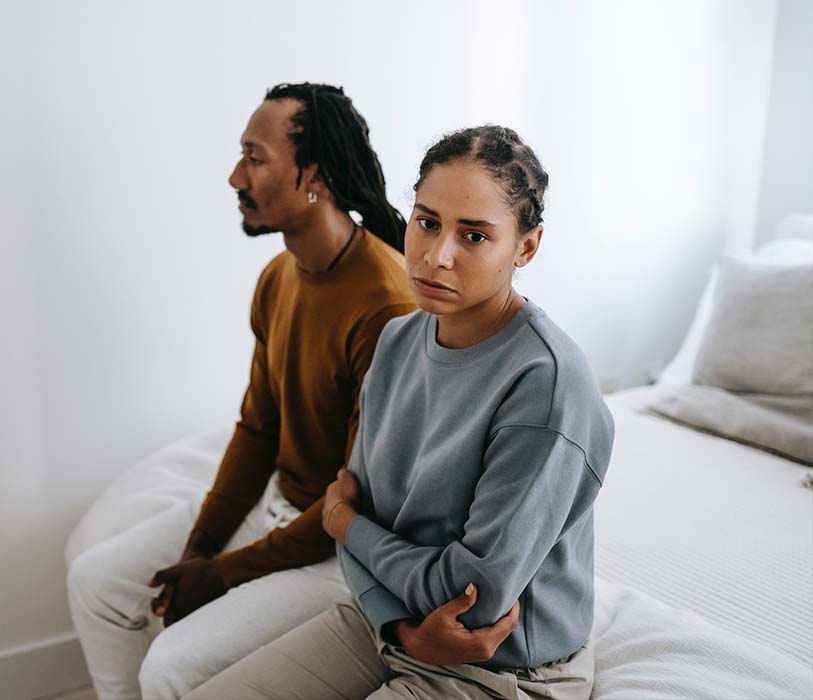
[67,544,152,633]
[66,545,110,609]
[139,632,174,699]
[139,626,193,700]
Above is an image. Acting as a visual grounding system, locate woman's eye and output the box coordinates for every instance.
[417,218,438,231]
[249,157,262,165]
[464,231,487,244]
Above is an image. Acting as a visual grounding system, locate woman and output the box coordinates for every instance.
[185,126,614,700]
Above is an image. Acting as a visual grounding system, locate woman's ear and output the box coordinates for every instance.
[514,225,543,268]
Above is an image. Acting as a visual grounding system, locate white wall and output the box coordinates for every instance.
[511,0,778,388]
[755,0,813,245]
[0,0,779,692]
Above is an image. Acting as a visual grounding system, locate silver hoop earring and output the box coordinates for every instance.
[307,192,317,204]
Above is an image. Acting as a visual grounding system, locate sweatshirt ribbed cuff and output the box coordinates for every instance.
[357,585,412,641]
[344,514,385,573]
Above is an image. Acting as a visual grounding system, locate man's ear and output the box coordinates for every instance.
[514,225,543,268]
[303,164,328,198]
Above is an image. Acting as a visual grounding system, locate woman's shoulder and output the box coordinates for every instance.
[377,307,429,347]
[522,305,597,390]
[498,302,613,448]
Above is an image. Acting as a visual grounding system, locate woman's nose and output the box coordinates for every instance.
[426,233,455,269]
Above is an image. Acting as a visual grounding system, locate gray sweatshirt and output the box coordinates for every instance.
[337,299,614,670]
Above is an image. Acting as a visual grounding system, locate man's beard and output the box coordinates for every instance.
[242,221,274,237]
[238,190,274,237]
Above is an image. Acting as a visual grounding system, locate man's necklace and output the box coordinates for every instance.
[325,223,358,272]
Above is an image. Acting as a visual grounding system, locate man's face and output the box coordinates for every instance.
[228,99,310,236]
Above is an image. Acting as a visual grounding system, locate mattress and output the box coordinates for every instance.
[595,384,813,667]
[67,387,812,696]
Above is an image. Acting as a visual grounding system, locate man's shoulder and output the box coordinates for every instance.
[256,250,294,289]
[351,232,412,295]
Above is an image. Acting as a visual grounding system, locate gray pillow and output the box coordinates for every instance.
[647,385,813,465]
[691,257,813,395]
[648,256,813,464]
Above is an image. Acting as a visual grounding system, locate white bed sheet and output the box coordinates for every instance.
[67,386,813,697]
[596,384,813,668]
[592,578,812,699]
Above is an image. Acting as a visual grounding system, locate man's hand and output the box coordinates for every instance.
[388,584,520,666]
[150,531,220,620]
[148,557,226,627]
[322,468,360,544]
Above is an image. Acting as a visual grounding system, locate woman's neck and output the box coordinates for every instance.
[436,289,525,349]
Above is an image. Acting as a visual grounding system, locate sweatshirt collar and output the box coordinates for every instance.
[424,298,538,365]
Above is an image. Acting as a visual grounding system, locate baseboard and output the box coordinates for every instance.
[0,633,90,700]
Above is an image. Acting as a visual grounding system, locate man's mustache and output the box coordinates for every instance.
[238,191,258,210]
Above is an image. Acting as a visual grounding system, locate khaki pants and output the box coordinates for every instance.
[184,596,594,700]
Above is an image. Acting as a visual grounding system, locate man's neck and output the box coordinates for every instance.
[283,207,358,273]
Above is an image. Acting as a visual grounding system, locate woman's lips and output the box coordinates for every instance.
[414,277,455,296]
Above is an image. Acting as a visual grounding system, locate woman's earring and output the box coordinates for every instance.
[307,192,317,204]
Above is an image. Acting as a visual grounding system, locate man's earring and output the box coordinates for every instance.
[307,192,317,204]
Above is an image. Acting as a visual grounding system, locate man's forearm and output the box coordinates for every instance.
[193,422,279,547]
[215,498,335,589]
[182,530,223,559]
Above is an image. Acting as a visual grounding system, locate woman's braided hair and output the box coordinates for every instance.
[414,125,549,234]
[266,82,405,253]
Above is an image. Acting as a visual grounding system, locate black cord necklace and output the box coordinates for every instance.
[325,223,358,272]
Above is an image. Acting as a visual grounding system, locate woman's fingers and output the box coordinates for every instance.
[437,582,478,620]
[472,599,520,648]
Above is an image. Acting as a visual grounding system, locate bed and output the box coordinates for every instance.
[588,218,813,698]
[67,395,813,699]
[67,219,813,699]
[591,384,812,698]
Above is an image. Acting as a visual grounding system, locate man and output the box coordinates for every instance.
[66,83,416,700]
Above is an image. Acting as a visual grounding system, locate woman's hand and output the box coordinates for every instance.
[388,584,520,665]
[322,468,360,544]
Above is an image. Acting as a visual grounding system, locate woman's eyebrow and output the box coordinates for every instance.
[414,203,495,228]
[458,217,495,228]
[414,203,440,217]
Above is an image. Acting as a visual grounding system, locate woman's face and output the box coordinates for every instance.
[405,161,530,317]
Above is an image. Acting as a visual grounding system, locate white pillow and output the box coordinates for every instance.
[657,237,813,385]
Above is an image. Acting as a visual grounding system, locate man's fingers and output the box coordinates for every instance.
[149,566,179,587]
[150,584,170,615]
[150,583,175,616]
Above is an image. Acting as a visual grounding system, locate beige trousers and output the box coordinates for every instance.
[183,596,594,700]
